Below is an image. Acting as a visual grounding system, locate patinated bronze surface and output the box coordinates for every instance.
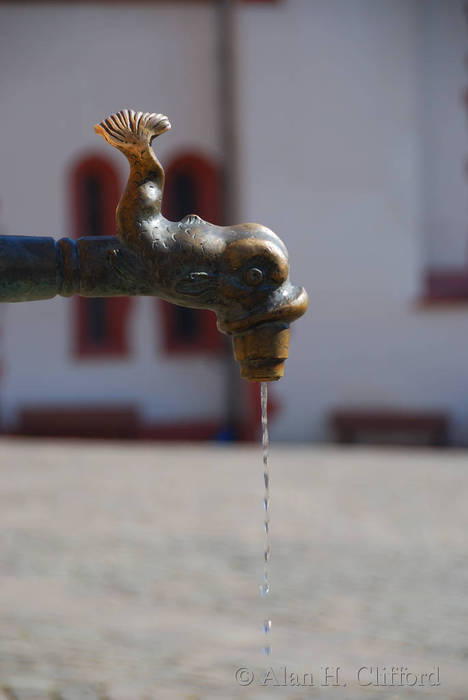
[0,110,308,381]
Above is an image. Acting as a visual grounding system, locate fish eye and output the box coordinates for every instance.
[245,267,264,286]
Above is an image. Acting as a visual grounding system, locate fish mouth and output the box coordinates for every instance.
[219,285,309,335]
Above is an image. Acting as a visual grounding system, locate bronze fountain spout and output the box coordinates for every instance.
[0,110,308,381]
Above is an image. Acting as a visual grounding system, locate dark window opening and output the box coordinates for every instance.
[175,305,203,343]
[159,152,223,354]
[70,154,129,356]
[172,172,197,220]
[88,298,109,344]
[170,172,198,343]
[83,176,102,237]
[82,174,109,347]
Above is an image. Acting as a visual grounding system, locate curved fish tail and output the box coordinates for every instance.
[94,109,171,155]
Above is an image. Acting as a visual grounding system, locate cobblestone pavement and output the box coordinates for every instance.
[0,439,467,699]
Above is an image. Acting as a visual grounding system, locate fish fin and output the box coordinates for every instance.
[175,271,215,296]
[181,214,204,226]
[94,110,171,155]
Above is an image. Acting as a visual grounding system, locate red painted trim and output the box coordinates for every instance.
[140,421,222,441]
[158,151,224,355]
[17,406,139,440]
[420,268,468,306]
[71,155,120,240]
[69,153,131,357]
[14,404,222,442]
[75,295,131,357]
[330,409,448,446]
[0,1,279,4]
[418,297,468,309]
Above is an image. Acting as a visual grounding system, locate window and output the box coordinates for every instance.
[159,152,224,353]
[70,154,131,356]
[418,2,468,307]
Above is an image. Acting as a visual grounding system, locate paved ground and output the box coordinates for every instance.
[0,439,467,699]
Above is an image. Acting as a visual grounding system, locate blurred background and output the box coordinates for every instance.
[1,1,468,698]
[1,0,468,446]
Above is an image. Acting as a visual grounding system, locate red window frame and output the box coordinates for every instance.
[158,152,224,354]
[70,154,131,357]
[420,268,468,306]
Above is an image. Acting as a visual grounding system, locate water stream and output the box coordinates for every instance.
[260,381,272,655]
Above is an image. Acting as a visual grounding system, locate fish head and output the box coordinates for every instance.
[169,222,307,380]
[215,224,308,335]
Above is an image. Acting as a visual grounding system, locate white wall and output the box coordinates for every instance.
[2,0,468,443]
[238,0,468,443]
[0,2,226,428]
[421,0,468,268]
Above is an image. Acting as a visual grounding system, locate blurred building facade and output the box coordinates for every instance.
[1,0,468,443]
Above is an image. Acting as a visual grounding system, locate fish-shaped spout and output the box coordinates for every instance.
[93,110,308,381]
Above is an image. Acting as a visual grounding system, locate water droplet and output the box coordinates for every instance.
[263,619,272,634]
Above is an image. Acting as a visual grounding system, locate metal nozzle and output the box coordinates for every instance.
[232,322,290,382]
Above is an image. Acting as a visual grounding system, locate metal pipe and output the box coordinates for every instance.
[0,235,153,301]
